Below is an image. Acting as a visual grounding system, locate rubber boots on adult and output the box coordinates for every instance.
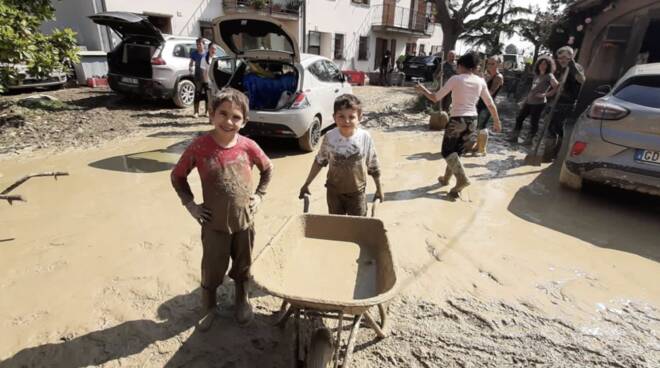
[446,153,470,196]
[234,281,253,325]
[438,165,452,186]
[477,129,488,155]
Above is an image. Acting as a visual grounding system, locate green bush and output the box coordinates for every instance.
[0,0,79,92]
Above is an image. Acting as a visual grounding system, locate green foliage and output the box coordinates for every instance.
[459,0,531,55]
[0,0,79,92]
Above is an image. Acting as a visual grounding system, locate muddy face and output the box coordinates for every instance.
[333,107,361,138]
[211,101,245,142]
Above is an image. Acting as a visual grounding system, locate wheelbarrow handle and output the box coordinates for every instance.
[302,194,310,214]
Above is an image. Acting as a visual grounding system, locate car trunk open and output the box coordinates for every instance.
[212,15,301,111]
[90,12,164,79]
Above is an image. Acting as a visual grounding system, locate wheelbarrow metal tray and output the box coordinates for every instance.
[252,214,398,314]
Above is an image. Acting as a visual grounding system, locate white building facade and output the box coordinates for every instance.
[42,0,443,73]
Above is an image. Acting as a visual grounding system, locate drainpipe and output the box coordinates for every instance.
[302,0,306,52]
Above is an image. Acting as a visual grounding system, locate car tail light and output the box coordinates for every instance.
[571,141,587,156]
[289,92,310,109]
[587,99,629,120]
[151,57,166,65]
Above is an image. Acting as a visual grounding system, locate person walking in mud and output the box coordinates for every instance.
[299,94,384,216]
[189,38,207,118]
[509,56,559,145]
[542,46,585,162]
[472,55,504,155]
[171,88,273,331]
[200,44,219,113]
[416,52,502,198]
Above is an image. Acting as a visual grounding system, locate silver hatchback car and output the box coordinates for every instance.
[560,63,660,195]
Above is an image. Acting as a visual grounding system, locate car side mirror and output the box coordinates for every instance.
[595,84,612,96]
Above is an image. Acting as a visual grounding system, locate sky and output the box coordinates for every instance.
[453,0,551,57]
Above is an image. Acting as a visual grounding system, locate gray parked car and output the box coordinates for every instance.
[90,12,220,107]
[560,62,660,196]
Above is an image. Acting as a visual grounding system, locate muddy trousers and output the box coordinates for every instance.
[441,116,476,158]
[194,81,208,113]
[326,188,367,216]
[543,103,575,161]
[200,225,254,292]
[514,103,545,136]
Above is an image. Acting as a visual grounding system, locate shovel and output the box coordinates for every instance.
[524,65,571,166]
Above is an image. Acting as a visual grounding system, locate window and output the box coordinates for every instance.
[418,44,425,56]
[308,31,321,55]
[358,36,369,61]
[173,43,196,58]
[614,75,660,108]
[352,0,369,5]
[308,60,331,82]
[334,34,344,60]
[323,60,343,82]
[200,24,214,43]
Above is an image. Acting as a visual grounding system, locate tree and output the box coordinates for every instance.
[517,7,559,63]
[460,0,531,55]
[0,0,78,92]
[434,0,490,57]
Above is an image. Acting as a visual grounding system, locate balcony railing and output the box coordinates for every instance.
[223,0,301,18]
[371,4,432,36]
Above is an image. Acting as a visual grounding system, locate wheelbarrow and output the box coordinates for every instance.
[251,195,399,367]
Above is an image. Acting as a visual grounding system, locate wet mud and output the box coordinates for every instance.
[1,87,659,367]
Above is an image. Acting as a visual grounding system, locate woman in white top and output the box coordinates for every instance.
[415,52,502,197]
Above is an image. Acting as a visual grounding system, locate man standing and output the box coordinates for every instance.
[436,50,457,112]
[380,49,392,86]
[189,38,206,118]
[543,46,586,162]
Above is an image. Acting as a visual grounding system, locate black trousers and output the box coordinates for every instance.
[514,103,546,136]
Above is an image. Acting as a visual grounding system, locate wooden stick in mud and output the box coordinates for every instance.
[0,194,25,204]
[1,171,69,195]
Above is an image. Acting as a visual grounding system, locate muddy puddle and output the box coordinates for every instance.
[1,90,659,366]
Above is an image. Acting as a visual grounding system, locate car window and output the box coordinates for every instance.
[614,75,660,108]
[173,43,195,58]
[323,61,343,82]
[308,60,332,82]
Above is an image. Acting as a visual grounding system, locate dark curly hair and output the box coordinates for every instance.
[334,94,363,115]
[534,56,556,76]
[457,52,480,70]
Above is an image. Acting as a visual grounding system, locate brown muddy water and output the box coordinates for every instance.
[1,121,659,367]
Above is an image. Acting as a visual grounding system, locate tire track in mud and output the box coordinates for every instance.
[352,296,659,367]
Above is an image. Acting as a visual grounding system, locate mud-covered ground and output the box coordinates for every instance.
[1,86,659,368]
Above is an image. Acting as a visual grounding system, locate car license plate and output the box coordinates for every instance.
[635,149,660,165]
[121,77,138,85]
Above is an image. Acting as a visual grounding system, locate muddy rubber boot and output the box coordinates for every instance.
[446,153,470,197]
[438,165,452,186]
[508,129,520,143]
[541,138,557,163]
[197,287,217,332]
[477,129,488,155]
[234,281,253,325]
[522,134,534,146]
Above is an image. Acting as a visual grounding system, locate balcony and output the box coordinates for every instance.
[371,4,432,37]
[223,0,301,20]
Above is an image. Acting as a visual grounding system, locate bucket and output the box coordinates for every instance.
[429,111,448,130]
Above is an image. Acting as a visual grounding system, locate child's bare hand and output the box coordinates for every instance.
[185,202,212,225]
[374,190,384,202]
[299,185,311,199]
[249,194,262,214]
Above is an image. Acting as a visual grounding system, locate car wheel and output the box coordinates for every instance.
[559,162,583,191]
[173,79,195,108]
[298,116,321,152]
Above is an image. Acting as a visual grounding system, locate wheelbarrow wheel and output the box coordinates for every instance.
[307,328,334,368]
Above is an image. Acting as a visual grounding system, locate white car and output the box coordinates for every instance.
[211,14,352,152]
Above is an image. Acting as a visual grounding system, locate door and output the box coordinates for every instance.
[374,38,388,70]
[307,60,339,129]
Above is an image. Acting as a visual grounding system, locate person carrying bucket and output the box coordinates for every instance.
[415,52,502,198]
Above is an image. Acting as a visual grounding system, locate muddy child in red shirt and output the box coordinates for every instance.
[171,88,273,330]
